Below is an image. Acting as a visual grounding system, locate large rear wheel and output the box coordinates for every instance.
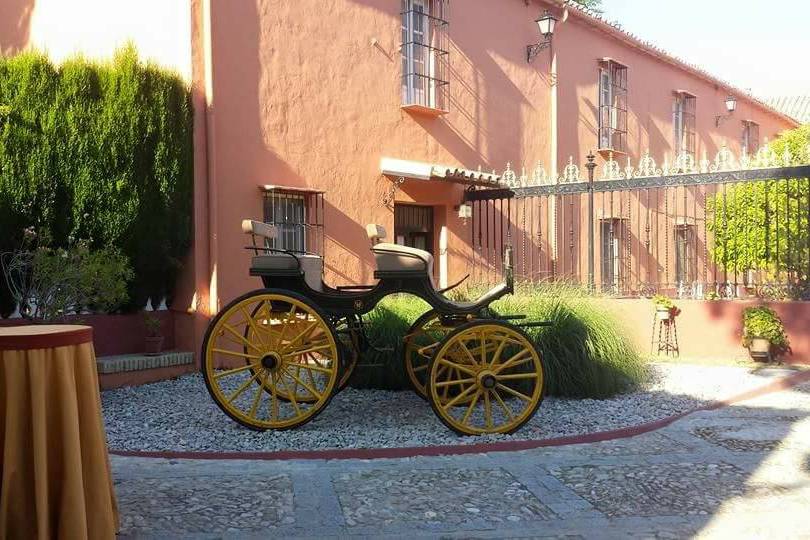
[202,290,340,430]
[426,320,545,436]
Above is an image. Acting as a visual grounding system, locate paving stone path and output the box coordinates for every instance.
[112,381,810,539]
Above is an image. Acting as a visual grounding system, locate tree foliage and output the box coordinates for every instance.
[707,126,810,289]
[0,46,193,315]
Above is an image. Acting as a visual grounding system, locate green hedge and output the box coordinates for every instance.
[353,285,647,398]
[0,46,193,315]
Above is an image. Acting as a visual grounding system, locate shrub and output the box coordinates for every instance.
[0,45,192,315]
[742,306,789,352]
[352,284,646,398]
[1,229,133,320]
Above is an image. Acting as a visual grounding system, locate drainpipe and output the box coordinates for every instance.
[202,0,218,315]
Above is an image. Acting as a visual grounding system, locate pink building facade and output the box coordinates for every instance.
[4,0,798,355]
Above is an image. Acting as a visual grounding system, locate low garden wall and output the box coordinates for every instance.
[600,299,810,364]
[0,311,179,357]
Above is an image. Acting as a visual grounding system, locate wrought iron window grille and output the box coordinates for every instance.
[400,0,449,112]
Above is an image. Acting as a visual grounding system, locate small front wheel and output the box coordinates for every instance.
[426,321,545,436]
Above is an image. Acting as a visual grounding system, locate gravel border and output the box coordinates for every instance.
[102,363,786,452]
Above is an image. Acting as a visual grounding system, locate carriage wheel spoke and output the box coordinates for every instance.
[211,348,261,362]
[492,389,514,421]
[458,340,479,366]
[412,363,430,373]
[437,359,477,377]
[281,321,320,353]
[222,323,263,352]
[483,390,493,429]
[241,306,267,347]
[213,363,257,380]
[460,390,482,425]
[489,336,508,368]
[273,305,297,348]
[498,372,539,381]
[285,342,333,358]
[434,377,475,388]
[268,372,280,421]
[441,384,478,409]
[284,367,324,400]
[227,370,261,403]
[495,383,533,402]
[248,369,267,419]
[493,350,533,374]
[278,375,302,415]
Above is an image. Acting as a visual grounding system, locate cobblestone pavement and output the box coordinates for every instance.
[112,380,810,539]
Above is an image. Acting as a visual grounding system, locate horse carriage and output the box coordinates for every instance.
[201,213,548,436]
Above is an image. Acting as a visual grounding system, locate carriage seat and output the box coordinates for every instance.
[242,219,323,291]
[366,224,434,278]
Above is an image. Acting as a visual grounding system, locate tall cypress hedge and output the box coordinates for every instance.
[0,46,193,315]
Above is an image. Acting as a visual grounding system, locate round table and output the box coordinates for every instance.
[0,325,119,539]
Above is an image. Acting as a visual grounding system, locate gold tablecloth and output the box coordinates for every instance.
[0,325,119,540]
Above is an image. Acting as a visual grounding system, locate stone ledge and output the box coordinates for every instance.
[97,351,194,374]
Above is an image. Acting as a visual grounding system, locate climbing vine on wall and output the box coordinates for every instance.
[0,45,193,315]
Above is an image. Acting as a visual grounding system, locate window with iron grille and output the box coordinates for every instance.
[742,120,760,153]
[673,93,696,157]
[675,224,695,286]
[263,193,307,253]
[401,0,449,111]
[598,61,628,153]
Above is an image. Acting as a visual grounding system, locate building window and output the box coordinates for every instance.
[600,218,625,294]
[675,224,695,286]
[401,0,449,112]
[673,92,696,157]
[598,60,628,153]
[742,120,760,153]
[263,193,307,253]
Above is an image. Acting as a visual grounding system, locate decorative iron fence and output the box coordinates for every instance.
[464,148,810,300]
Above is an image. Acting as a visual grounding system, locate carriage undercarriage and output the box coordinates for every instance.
[201,221,548,436]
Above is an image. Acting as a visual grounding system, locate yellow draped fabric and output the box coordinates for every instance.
[0,325,118,540]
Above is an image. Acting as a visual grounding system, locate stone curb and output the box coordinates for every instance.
[109,369,810,462]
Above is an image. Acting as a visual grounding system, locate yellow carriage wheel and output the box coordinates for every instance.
[202,290,340,430]
[402,310,453,399]
[426,321,545,436]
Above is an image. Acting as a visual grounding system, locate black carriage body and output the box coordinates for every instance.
[252,267,511,319]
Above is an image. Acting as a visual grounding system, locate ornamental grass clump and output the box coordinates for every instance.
[355,283,646,398]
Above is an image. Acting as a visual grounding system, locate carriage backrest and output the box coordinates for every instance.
[366,224,386,245]
[242,219,278,240]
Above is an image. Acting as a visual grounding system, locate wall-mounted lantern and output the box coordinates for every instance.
[715,95,737,127]
[527,10,557,63]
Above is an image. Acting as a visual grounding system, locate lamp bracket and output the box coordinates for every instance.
[527,39,551,63]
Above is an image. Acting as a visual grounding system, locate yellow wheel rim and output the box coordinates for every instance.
[203,293,339,430]
[428,323,544,435]
[403,311,452,398]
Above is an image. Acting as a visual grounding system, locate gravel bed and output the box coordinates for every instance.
[102,363,787,452]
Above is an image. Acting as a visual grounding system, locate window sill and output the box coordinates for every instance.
[401,104,448,117]
[597,148,627,159]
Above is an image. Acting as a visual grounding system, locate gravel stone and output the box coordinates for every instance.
[332,468,554,526]
[101,363,779,452]
[549,462,785,518]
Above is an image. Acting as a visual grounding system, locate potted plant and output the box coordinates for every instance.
[652,294,678,320]
[742,306,789,362]
[144,313,164,356]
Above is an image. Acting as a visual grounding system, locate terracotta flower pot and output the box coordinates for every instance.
[748,337,771,361]
[145,336,164,356]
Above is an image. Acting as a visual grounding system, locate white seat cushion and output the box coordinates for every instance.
[371,243,433,274]
[251,254,323,292]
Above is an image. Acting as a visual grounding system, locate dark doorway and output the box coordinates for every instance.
[394,204,434,255]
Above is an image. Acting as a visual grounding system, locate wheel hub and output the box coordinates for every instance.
[260,352,283,371]
[477,370,497,389]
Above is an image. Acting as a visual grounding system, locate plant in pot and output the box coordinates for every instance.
[144,313,164,356]
[742,306,789,362]
[652,295,678,320]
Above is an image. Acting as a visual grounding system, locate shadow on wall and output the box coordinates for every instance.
[0,0,34,54]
